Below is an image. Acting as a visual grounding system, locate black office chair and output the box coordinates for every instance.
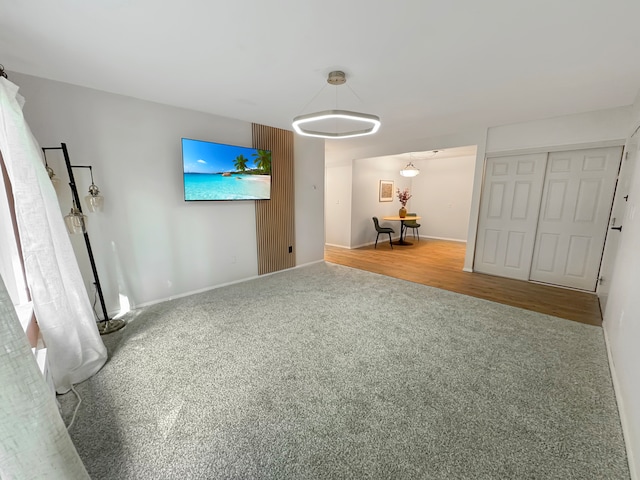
[404,213,421,241]
[372,217,394,249]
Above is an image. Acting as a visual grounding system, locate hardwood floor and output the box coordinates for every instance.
[324,239,602,326]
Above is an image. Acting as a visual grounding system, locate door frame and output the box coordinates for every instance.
[597,141,638,309]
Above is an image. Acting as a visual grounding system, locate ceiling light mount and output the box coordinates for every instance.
[327,71,346,85]
[292,70,381,139]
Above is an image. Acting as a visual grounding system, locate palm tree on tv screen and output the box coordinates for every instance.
[234,154,249,172]
[252,150,271,174]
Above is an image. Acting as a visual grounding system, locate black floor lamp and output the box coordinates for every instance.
[42,143,125,335]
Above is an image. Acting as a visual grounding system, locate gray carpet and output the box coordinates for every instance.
[59,262,629,479]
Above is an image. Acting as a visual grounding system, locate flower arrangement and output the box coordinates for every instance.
[396,187,412,207]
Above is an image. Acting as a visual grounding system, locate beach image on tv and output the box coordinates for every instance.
[182,138,271,201]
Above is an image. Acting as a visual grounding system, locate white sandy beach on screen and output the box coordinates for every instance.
[241,175,270,184]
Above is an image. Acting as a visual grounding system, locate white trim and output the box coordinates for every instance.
[462,267,473,273]
[325,242,351,249]
[134,275,263,310]
[485,139,626,158]
[603,327,637,480]
[351,241,377,249]
[349,237,402,249]
[134,260,326,311]
[421,235,467,243]
[332,235,465,250]
[351,242,374,249]
[291,259,325,270]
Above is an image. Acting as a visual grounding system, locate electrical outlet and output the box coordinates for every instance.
[288,246,293,253]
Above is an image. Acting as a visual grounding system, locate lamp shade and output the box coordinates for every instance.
[45,165,60,186]
[64,208,87,235]
[400,162,420,177]
[85,194,104,213]
[85,183,104,212]
[292,110,381,139]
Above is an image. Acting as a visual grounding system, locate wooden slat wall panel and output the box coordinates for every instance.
[252,124,295,275]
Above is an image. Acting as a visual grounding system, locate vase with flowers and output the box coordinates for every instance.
[396,188,412,218]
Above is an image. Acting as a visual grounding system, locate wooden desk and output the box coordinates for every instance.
[382,216,421,245]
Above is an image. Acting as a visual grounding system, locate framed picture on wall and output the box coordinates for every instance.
[379,180,394,202]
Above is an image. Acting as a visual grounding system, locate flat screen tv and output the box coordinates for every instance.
[182,138,271,201]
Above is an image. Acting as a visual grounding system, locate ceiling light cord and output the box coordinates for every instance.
[296,83,329,117]
[345,82,364,103]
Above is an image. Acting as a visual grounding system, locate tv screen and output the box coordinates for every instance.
[182,138,271,201]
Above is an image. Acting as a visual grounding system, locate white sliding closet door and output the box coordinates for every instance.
[474,153,547,280]
[529,147,623,291]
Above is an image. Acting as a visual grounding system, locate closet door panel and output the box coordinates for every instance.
[474,153,547,280]
[529,147,622,290]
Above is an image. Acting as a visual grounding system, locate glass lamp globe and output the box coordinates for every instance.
[85,183,104,212]
[64,208,87,235]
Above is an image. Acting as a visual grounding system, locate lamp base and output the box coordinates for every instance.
[97,318,126,335]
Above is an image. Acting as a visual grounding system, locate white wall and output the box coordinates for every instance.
[294,136,325,264]
[12,72,325,314]
[326,128,487,168]
[410,155,475,241]
[603,91,640,479]
[325,163,353,247]
[351,155,410,248]
[486,107,633,153]
[462,106,632,271]
[326,128,488,250]
[346,153,475,247]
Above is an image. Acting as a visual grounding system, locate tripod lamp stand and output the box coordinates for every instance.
[42,143,124,335]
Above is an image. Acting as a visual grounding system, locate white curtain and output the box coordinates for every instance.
[0,77,107,394]
[0,274,90,479]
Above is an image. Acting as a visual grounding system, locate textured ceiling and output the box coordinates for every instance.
[2,0,640,155]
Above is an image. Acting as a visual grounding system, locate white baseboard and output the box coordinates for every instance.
[351,242,373,249]
[328,236,465,250]
[134,275,263,310]
[421,235,467,243]
[350,237,402,249]
[603,327,637,480]
[462,267,473,273]
[291,259,325,269]
[133,259,326,311]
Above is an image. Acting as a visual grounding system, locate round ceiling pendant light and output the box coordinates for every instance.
[400,162,420,177]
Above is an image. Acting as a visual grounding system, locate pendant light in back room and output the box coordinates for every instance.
[400,150,439,177]
[400,153,420,177]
